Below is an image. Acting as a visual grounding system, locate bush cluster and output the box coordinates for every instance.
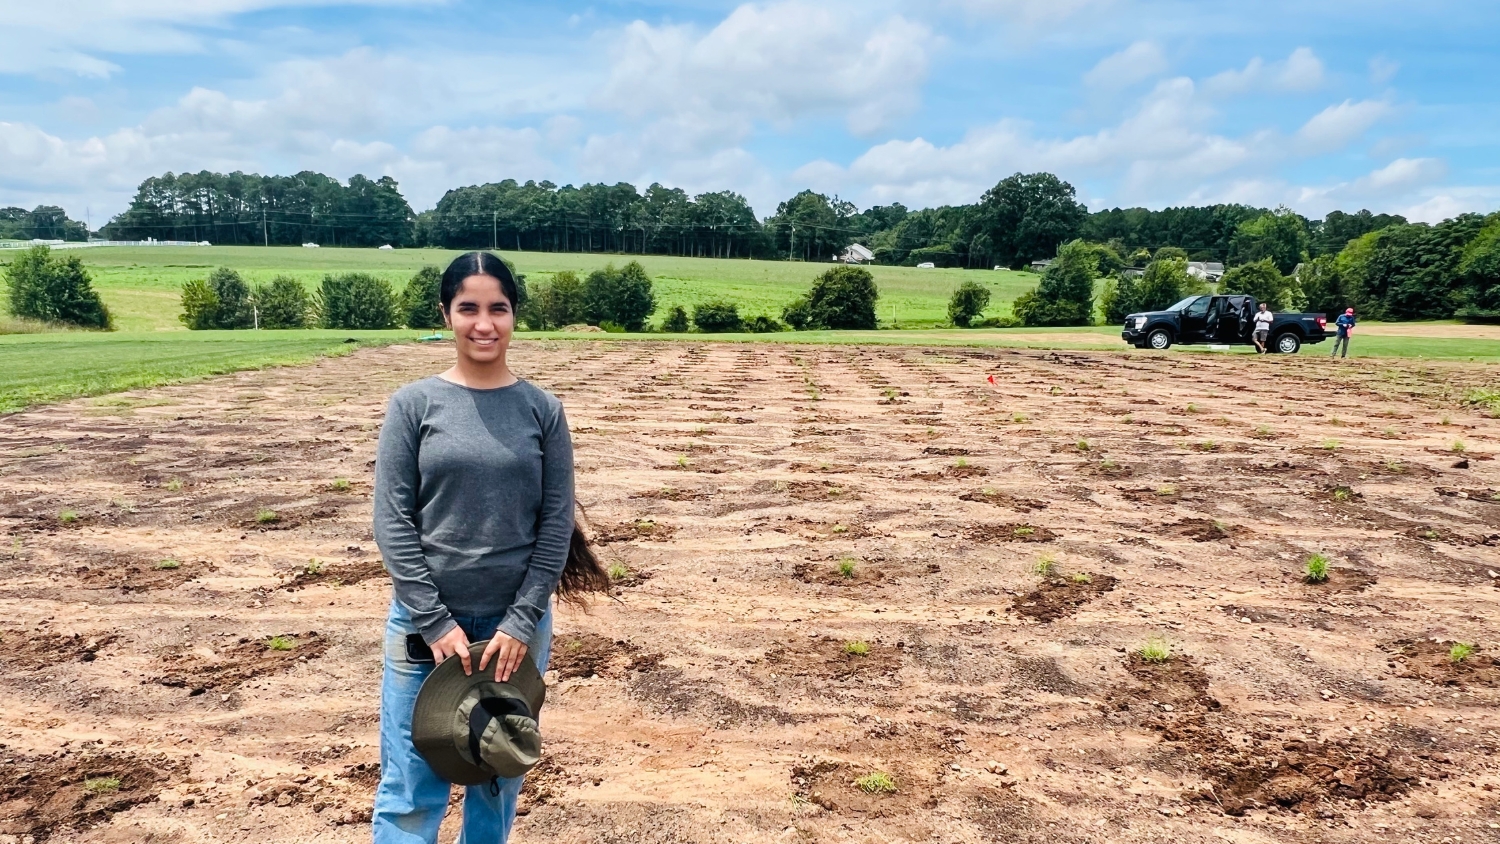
[3,246,113,330]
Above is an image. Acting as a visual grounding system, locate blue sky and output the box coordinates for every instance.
[2,0,1497,224]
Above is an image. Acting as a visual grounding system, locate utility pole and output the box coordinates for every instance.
[261,205,269,247]
[492,209,497,250]
[789,225,796,261]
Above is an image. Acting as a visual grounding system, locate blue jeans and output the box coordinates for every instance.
[373,600,553,844]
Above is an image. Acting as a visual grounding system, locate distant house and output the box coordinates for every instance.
[1122,267,1147,278]
[839,243,874,264]
[1186,262,1225,282]
[1029,259,1053,272]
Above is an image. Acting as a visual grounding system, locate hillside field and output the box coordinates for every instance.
[1,341,1496,842]
[7,245,1042,332]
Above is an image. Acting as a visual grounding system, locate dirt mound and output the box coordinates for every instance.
[757,635,902,684]
[1303,567,1377,593]
[593,519,677,545]
[783,480,859,501]
[958,489,1047,511]
[1114,654,1221,716]
[1435,487,1500,504]
[0,750,185,840]
[72,552,213,591]
[1183,734,1429,815]
[922,446,970,456]
[628,486,715,501]
[9,631,118,670]
[1387,639,1499,687]
[279,559,386,591]
[791,759,937,817]
[782,519,881,540]
[156,632,328,694]
[790,559,888,586]
[913,464,989,480]
[1011,574,1117,622]
[964,523,1057,543]
[549,634,659,679]
[1161,518,1242,542]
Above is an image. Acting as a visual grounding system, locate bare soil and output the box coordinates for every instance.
[2,341,1499,842]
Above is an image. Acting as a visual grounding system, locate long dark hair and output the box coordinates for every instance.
[557,516,610,604]
[440,252,520,311]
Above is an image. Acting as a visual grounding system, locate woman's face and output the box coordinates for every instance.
[443,274,513,364]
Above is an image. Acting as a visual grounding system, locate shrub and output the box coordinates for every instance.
[746,314,785,333]
[660,305,689,333]
[4,246,113,329]
[206,268,255,329]
[267,635,296,651]
[844,640,870,656]
[794,265,879,330]
[692,300,742,332]
[1220,258,1305,311]
[399,266,443,329]
[781,296,815,330]
[582,261,655,331]
[1449,642,1474,663]
[838,558,857,578]
[948,280,992,327]
[1013,240,1098,326]
[317,272,398,329]
[179,279,219,330]
[524,270,586,330]
[254,276,311,329]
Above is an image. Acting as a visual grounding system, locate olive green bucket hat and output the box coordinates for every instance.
[411,642,547,786]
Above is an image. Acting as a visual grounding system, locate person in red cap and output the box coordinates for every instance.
[1331,308,1356,358]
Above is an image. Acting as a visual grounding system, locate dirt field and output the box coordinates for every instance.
[2,340,1499,843]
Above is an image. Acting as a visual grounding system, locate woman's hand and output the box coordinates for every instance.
[430,626,473,674]
[479,631,529,682]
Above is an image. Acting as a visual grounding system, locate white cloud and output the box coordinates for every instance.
[1,0,436,77]
[1084,41,1168,90]
[934,0,1116,23]
[1204,47,1325,97]
[1295,99,1392,152]
[1368,55,1400,85]
[598,2,934,137]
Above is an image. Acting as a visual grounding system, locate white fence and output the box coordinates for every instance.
[0,239,212,250]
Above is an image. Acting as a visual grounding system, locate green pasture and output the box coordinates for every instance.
[0,329,413,414]
[7,245,1040,332]
[5,322,1500,416]
[3,246,1499,416]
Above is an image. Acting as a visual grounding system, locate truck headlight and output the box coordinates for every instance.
[1133,317,1147,329]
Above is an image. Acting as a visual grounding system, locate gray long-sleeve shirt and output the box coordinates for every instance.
[373,376,574,646]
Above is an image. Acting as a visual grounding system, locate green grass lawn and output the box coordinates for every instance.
[3,323,1498,416]
[4,245,1499,415]
[2,245,1040,332]
[0,329,415,414]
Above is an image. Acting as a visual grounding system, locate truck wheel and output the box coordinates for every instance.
[1273,332,1301,355]
[1146,329,1173,350]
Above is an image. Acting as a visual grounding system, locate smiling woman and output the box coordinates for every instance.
[370,249,608,843]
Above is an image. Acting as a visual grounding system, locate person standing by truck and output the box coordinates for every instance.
[1330,308,1356,358]
[1252,302,1274,353]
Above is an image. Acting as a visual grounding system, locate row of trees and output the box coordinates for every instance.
[94,169,1425,270]
[102,171,415,247]
[1,206,90,242]
[1003,207,1500,327]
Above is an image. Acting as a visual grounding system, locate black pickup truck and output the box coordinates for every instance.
[1121,294,1329,354]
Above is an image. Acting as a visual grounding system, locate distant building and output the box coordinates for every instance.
[379,244,394,250]
[1186,261,1225,282]
[838,243,874,264]
[1029,259,1053,272]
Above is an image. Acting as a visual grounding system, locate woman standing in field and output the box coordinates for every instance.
[371,251,607,843]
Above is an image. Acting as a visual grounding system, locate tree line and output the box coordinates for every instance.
[1,206,90,242]
[24,166,1497,324]
[1006,207,1500,327]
